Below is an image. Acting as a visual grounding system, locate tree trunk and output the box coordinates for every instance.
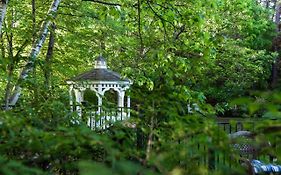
[44,23,56,90]
[32,0,36,43]
[0,0,8,34]
[8,0,62,106]
[3,8,15,110]
[0,32,4,59]
[0,0,7,58]
[137,0,144,58]
[4,63,13,110]
[31,0,38,101]
[270,1,281,89]
[276,2,281,31]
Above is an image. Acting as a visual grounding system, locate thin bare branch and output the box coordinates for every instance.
[82,0,121,6]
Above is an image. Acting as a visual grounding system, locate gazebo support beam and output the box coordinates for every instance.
[97,84,103,114]
[118,91,125,108]
[69,85,73,111]
[74,89,82,117]
[127,95,130,118]
[98,96,102,113]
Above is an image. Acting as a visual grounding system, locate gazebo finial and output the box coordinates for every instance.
[94,55,107,69]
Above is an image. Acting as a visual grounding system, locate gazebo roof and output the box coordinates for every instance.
[70,68,129,82]
[68,56,130,83]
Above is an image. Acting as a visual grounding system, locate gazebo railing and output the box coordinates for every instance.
[72,105,131,130]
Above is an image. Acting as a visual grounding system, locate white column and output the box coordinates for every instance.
[97,84,103,114]
[80,90,85,102]
[118,91,125,108]
[69,85,73,112]
[97,96,102,113]
[127,95,130,118]
[117,90,125,120]
[74,89,82,117]
[127,95,130,108]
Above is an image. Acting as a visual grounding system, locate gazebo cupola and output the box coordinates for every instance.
[66,55,132,129]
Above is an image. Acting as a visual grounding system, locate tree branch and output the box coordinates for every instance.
[57,12,98,19]
[137,0,144,57]
[8,0,62,107]
[82,0,121,6]
[44,23,56,89]
[146,0,175,28]
[14,39,30,61]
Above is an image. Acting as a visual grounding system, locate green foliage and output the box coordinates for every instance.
[230,92,281,166]
[0,111,111,174]
[0,156,45,175]
[231,91,281,118]
[0,0,280,174]
[79,160,157,175]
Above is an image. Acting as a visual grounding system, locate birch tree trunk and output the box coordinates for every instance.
[270,1,281,88]
[8,0,62,106]
[0,0,8,34]
[0,0,8,59]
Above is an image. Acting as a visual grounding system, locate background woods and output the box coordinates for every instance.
[0,0,281,175]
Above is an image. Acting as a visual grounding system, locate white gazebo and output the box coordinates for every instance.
[66,56,132,129]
